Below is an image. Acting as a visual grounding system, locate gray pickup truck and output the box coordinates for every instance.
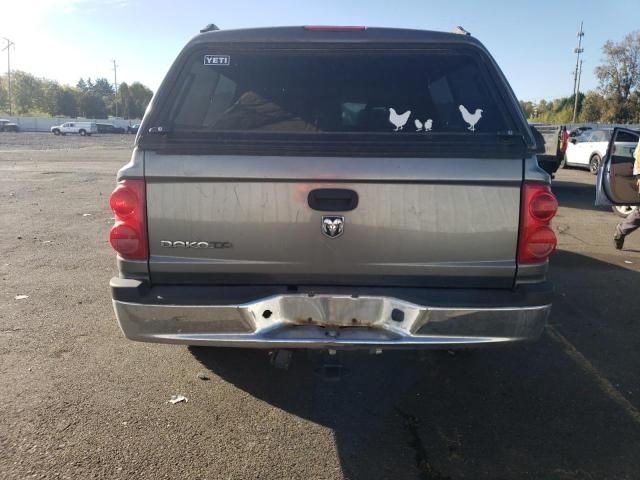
[109,26,559,350]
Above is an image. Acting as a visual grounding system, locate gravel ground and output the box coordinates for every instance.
[1,132,639,479]
[0,132,135,151]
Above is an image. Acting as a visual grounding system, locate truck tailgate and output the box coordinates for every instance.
[145,152,521,288]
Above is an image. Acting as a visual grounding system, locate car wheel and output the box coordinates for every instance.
[589,154,601,175]
[612,205,638,218]
[79,129,86,136]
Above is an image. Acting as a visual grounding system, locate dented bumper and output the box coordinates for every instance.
[111,278,552,349]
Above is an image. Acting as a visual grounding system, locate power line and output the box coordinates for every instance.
[572,22,585,123]
[2,37,15,116]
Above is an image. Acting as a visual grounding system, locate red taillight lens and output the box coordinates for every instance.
[109,180,147,260]
[518,182,558,264]
[109,223,142,255]
[523,226,557,260]
[529,191,558,222]
[109,184,138,217]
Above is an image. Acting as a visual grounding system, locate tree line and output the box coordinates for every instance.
[522,31,640,125]
[0,72,153,119]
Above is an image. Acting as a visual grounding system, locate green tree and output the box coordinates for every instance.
[39,81,61,115]
[128,82,153,118]
[0,72,151,117]
[579,91,605,122]
[0,76,8,113]
[13,71,44,114]
[628,91,640,123]
[79,94,107,118]
[525,93,586,124]
[118,82,131,118]
[92,77,113,97]
[55,88,79,117]
[77,78,88,93]
[595,31,640,123]
[519,100,535,119]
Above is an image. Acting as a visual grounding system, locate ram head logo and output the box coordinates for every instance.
[322,216,345,238]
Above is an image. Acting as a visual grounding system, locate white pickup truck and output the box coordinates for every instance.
[51,121,98,136]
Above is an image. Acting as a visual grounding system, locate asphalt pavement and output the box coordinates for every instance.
[1,133,639,479]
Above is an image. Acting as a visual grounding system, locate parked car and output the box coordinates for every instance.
[596,127,640,218]
[51,121,97,136]
[97,123,125,134]
[568,125,592,139]
[0,119,20,132]
[127,124,140,134]
[109,26,557,352]
[564,127,638,174]
[529,123,568,176]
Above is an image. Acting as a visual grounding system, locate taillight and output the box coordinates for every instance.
[560,129,569,153]
[518,182,558,264]
[109,180,148,260]
[529,191,558,222]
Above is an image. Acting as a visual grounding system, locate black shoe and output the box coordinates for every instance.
[614,232,624,250]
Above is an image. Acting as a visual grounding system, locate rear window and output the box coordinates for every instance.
[616,130,639,143]
[589,130,610,142]
[158,50,512,137]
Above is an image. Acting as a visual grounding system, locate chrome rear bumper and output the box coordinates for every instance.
[112,288,551,349]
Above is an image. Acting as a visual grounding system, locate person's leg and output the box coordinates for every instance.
[614,208,640,249]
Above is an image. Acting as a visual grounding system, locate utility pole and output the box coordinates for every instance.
[2,37,15,116]
[574,59,583,118]
[112,60,118,118]
[572,22,585,123]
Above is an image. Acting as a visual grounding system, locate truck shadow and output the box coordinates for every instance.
[552,179,612,213]
[189,250,640,479]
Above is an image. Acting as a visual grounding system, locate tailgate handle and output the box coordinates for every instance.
[308,188,359,212]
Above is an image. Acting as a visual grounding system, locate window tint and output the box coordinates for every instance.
[616,130,639,143]
[589,130,610,142]
[161,51,510,136]
[576,132,591,143]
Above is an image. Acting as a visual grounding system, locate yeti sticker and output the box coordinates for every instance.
[204,55,230,66]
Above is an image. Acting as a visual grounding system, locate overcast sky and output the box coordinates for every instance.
[1,0,638,101]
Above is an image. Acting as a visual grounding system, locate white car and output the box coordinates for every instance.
[563,128,638,175]
[51,121,98,136]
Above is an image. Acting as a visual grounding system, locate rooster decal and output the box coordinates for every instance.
[388,108,411,131]
[459,105,483,132]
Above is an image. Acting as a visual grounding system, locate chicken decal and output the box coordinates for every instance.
[414,119,433,132]
[459,105,483,132]
[388,108,411,131]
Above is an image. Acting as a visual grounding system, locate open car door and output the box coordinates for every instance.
[596,127,640,206]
